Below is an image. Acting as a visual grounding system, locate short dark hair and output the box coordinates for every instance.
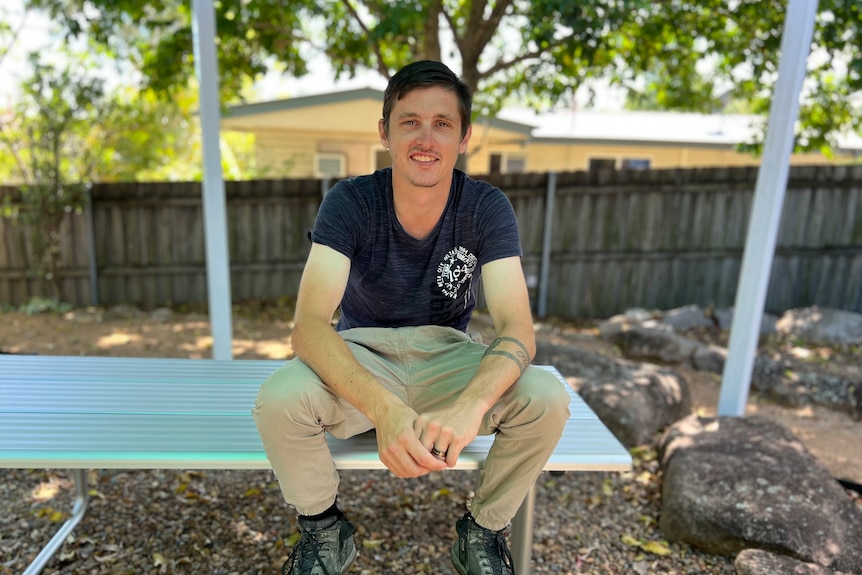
[381,60,472,140]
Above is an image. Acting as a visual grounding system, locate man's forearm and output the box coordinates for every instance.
[292,320,402,425]
[453,328,535,415]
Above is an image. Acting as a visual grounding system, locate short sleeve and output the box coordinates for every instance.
[310,180,367,260]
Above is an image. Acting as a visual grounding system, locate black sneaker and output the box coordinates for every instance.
[450,512,515,575]
[282,514,357,575]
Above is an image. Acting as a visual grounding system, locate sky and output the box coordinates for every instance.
[1,0,627,112]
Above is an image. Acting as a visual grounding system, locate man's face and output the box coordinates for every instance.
[379,86,472,192]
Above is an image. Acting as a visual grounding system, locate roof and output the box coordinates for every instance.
[224,87,862,152]
[498,107,862,152]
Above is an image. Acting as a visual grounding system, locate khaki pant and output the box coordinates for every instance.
[252,325,570,531]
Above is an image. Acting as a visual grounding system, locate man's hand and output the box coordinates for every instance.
[413,404,485,468]
[374,403,449,477]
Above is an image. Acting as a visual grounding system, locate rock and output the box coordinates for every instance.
[691,344,727,373]
[609,325,700,364]
[536,342,691,448]
[712,307,778,334]
[149,307,175,323]
[622,308,655,323]
[659,304,715,331]
[63,307,104,323]
[658,415,862,573]
[597,308,655,339]
[748,357,862,419]
[735,548,854,575]
[776,306,862,345]
[103,304,144,320]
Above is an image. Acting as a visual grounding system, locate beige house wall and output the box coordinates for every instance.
[521,141,854,173]
[225,95,858,177]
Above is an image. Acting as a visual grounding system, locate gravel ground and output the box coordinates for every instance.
[2,449,738,575]
[2,306,859,574]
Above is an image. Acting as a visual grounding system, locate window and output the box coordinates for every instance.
[489,153,526,174]
[588,158,616,171]
[315,153,346,178]
[621,158,651,170]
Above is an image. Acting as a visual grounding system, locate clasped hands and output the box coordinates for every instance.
[374,403,483,478]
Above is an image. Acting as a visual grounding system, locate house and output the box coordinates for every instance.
[221,87,862,178]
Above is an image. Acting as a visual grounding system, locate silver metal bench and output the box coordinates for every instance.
[0,355,631,575]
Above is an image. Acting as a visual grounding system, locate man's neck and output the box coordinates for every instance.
[392,176,453,240]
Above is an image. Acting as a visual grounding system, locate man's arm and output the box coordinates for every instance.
[413,255,535,466]
[291,242,446,477]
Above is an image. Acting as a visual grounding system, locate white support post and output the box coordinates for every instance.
[537,172,557,319]
[191,0,233,360]
[717,0,819,416]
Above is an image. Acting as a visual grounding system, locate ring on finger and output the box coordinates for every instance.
[431,446,447,459]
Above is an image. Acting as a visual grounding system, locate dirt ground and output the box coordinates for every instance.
[2,303,860,485]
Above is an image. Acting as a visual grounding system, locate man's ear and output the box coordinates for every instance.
[459,123,473,155]
[378,119,389,148]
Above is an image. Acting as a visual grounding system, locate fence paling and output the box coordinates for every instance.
[0,165,860,316]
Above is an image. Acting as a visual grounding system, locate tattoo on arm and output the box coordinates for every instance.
[483,336,530,373]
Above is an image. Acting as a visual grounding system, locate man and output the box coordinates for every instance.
[253,60,569,575]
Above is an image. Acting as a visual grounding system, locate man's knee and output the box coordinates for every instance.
[253,360,323,427]
[520,366,571,428]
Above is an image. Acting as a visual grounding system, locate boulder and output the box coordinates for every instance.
[776,306,862,345]
[735,549,854,575]
[608,325,700,364]
[597,307,655,339]
[658,415,862,573]
[103,304,144,320]
[713,307,778,334]
[149,307,175,323]
[536,342,691,448]
[659,304,715,331]
[691,344,727,373]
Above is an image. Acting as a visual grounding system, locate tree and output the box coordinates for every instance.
[22,0,862,154]
[0,53,108,299]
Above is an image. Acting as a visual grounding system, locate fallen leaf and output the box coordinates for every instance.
[285,532,301,547]
[642,540,672,556]
[621,534,641,547]
[362,539,385,548]
[153,552,166,567]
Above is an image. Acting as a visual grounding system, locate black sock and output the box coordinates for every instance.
[299,502,342,524]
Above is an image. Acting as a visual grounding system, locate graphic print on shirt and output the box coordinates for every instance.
[436,246,478,305]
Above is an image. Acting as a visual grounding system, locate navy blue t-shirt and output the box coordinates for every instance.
[311,168,522,332]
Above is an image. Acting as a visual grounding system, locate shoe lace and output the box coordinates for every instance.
[282,529,334,575]
[478,527,515,575]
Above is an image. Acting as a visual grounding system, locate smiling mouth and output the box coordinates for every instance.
[410,152,438,163]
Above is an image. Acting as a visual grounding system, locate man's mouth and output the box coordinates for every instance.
[410,152,438,163]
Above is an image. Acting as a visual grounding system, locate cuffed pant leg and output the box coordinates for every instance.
[252,358,374,516]
[470,366,571,531]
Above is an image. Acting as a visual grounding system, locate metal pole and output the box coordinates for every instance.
[537,172,557,318]
[510,484,537,574]
[191,0,233,360]
[717,0,819,416]
[84,183,99,306]
[22,469,89,575]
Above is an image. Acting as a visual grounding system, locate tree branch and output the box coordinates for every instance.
[342,0,391,79]
[478,36,570,80]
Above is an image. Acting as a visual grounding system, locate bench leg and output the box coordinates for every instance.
[509,483,536,575]
[23,469,89,575]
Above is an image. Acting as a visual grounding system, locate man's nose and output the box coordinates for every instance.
[416,125,434,144]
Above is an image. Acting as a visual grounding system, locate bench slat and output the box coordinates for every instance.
[0,356,631,472]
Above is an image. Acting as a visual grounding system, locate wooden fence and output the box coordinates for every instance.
[1,165,860,318]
